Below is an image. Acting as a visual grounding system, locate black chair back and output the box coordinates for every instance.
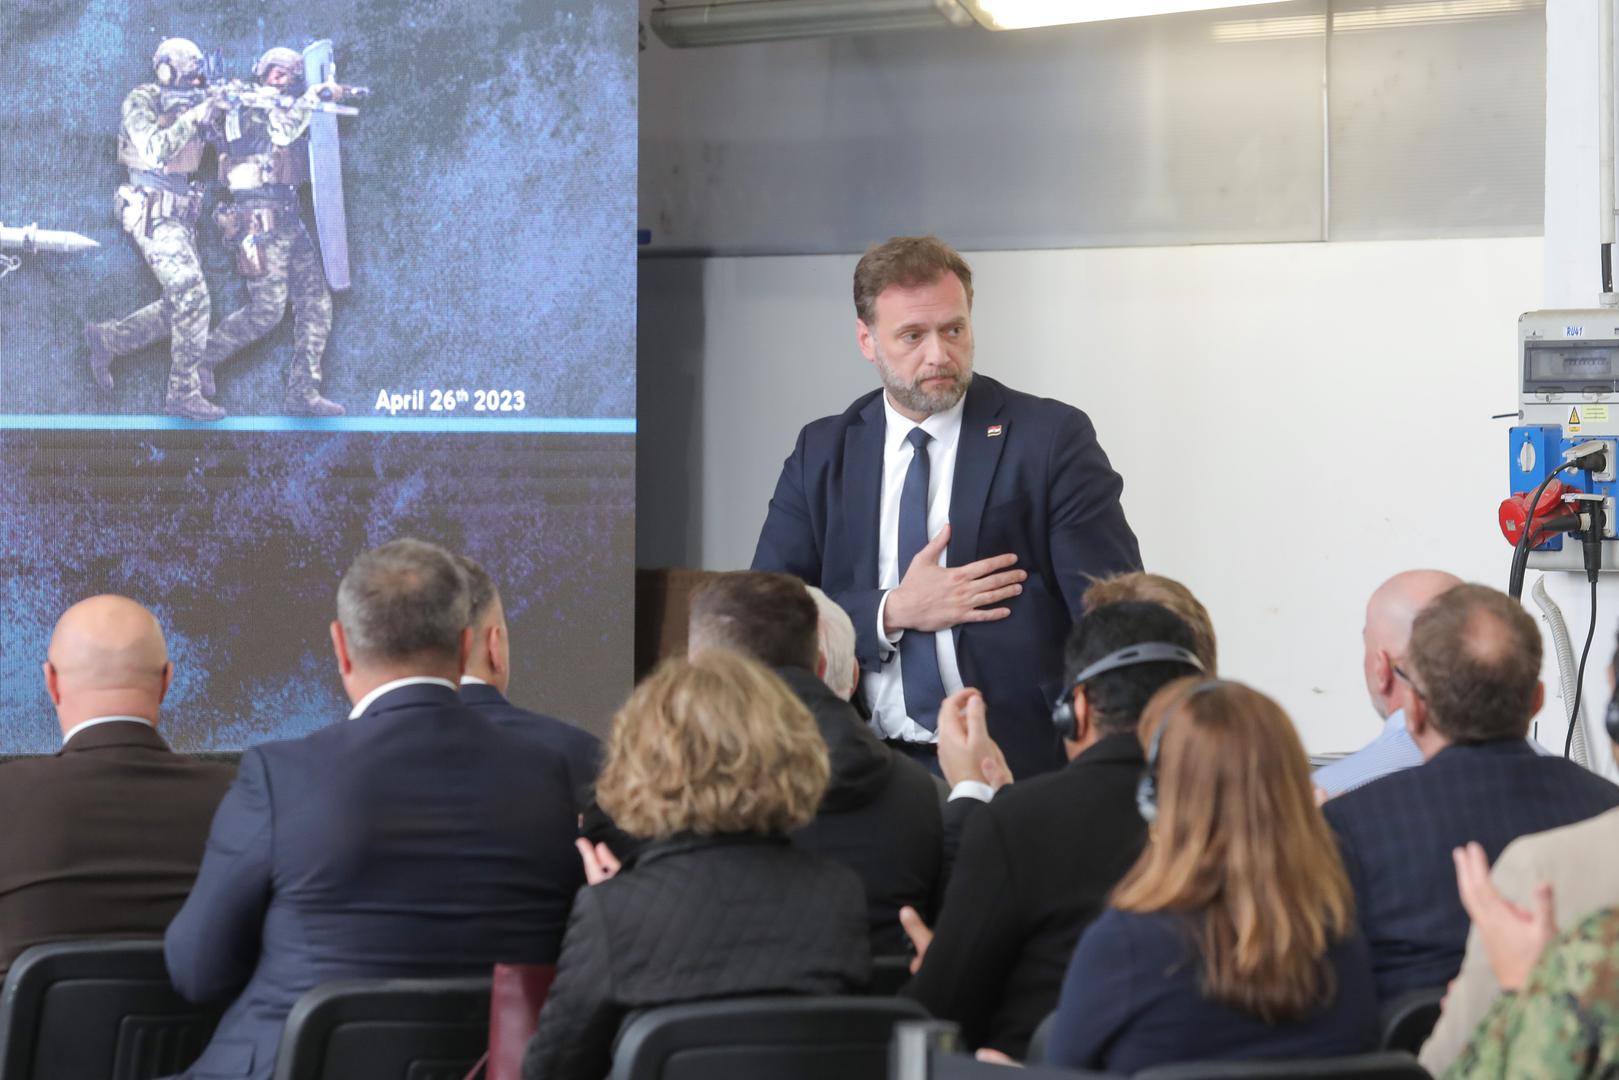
[1132,1051,1431,1079]
[0,939,224,1080]
[1379,988,1444,1054]
[270,976,491,1080]
[869,956,913,996]
[611,995,927,1080]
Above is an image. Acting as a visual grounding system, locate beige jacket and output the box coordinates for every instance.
[1420,805,1619,1073]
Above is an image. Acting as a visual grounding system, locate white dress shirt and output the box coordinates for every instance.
[61,714,155,746]
[864,392,968,742]
[347,676,459,719]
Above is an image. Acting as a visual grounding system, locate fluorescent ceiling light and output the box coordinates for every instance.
[1209,0,1537,42]
[651,0,977,48]
[962,0,1294,29]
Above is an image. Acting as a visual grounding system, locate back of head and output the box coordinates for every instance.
[853,235,974,325]
[1064,601,1204,734]
[1084,572,1218,674]
[596,651,830,840]
[687,571,819,673]
[47,595,171,725]
[804,585,857,700]
[1408,583,1540,744]
[1116,678,1353,1023]
[337,538,470,669]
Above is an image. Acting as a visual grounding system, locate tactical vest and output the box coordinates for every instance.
[116,87,207,175]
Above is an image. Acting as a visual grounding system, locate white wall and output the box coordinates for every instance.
[637,237,1544,754]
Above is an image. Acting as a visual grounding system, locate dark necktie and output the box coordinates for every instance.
[898,426,946,731]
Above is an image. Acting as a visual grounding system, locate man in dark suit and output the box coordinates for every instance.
[686,570,944,956]
[1324,583,1619,1001]
[0,595,234,977]
[456,554,601,810]
[751,236,1142,780]
[164,539,584,1080]
[898,601,1204,1057]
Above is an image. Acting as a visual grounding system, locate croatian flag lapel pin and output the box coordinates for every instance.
[986,424,1004,438]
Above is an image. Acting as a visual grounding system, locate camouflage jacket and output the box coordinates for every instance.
[118,83,208,172]
[1444,906,1619,1079]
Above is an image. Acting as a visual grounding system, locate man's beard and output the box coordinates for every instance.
[874,347,972,417]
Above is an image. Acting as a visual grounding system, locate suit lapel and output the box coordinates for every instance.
[948,375,1009,572]
[844,393,887,588]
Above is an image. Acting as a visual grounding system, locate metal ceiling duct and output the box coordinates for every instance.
[650,0,979,47]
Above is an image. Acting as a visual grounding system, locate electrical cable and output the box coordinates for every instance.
[1508,460,1582,599]
[1567,575,1600,758]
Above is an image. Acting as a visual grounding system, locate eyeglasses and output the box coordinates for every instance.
[1391,664,1427,699]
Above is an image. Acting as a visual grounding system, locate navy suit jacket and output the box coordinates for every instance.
[1324,737,1619,1000]
[164,683,585,1080]
[460,682,601,810]
[752,374,1142,778]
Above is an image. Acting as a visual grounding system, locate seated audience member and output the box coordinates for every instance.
[1082,571,1218,673]
[165,539,584,1080]
[1421,633,1619,1072]
[806,584,859,700]
[902,601,1204,1058]
[522,652,870,1080]
[1314,570,1461,798]
[457,554,601,809]
[0,596,234,977]
[1048,678,1378,1072]
[1323,583,1619,1001]
[686,571,942,956]
[1441,843,1619,1078]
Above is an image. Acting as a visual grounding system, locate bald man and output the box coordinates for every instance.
[0,596,234,976]
[1313,570,1463,798]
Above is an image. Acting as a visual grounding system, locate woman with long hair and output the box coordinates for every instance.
[1045,678,1378,1072]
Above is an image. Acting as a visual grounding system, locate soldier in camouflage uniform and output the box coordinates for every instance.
[199,47,344,417]
[85,38,227,421]
[1445,904,1619,1078]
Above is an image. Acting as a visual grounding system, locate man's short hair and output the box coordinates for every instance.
[805,585,857,699]
[1062,601,1203,735]
[337,538,470,666]
[1084,572,1218,674]
[456,555,500,624]
[853,236,975,326]
[1408,583,1540,743]
[688,571,819,673]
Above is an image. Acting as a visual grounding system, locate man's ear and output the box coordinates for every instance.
[1531,679,1545,719]
[1070,687,1092,744]
[1405,693,1428,740]
[816,651,829,680]
[486,623,508,676]
[330,620,354,677]
[457,626,473,676]
[42,661,61,707]
[856,317,878,363]
[1372,648,1394,698]
[158,660,174,704]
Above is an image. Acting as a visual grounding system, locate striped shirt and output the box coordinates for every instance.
[1313,710,1423,798]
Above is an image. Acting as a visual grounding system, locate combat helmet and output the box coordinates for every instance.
[255,47,304,84]
[152,38,205,87]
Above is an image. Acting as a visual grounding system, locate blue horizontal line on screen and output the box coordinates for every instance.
[0,415,638,434]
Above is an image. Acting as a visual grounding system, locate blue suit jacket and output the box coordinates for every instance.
[1324,737,1619,1000]
[459,682,601,810]
[164,683,585,1080]
[751,374,1142,778]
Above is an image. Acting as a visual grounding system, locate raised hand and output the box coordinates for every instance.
[1453,841,1557,992]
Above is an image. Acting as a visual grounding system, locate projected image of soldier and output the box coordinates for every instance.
[199,47,352,418]
[85,38,228,422]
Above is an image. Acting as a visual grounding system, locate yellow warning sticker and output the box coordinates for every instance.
[1570,406,1582,426]
[1588,405,1610,422]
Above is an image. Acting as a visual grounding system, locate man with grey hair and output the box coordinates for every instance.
[165,538,584,1080]
[807,585,859,701]
[457,554,600,810]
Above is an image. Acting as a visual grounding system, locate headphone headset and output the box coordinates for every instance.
[1136,678,1231,825]
[1051,642,1204,742]
[1606,694,1619,744]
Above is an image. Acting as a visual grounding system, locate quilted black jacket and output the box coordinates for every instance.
[521,833,871,1080]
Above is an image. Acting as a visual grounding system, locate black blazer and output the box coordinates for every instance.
[1324,737,1619,1000]
[460,681,601,809]
[523,834,871,1080]
[777,666,944,955]
[751,375,1142,779]
[904,731,1149,1057]
[0,721,234,977]
[165,683,585,1080]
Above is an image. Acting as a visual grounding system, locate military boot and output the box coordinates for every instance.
[85,322,116,391]
[285,386,345,417]
[164,391,227,422]
[197,361,218,399]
